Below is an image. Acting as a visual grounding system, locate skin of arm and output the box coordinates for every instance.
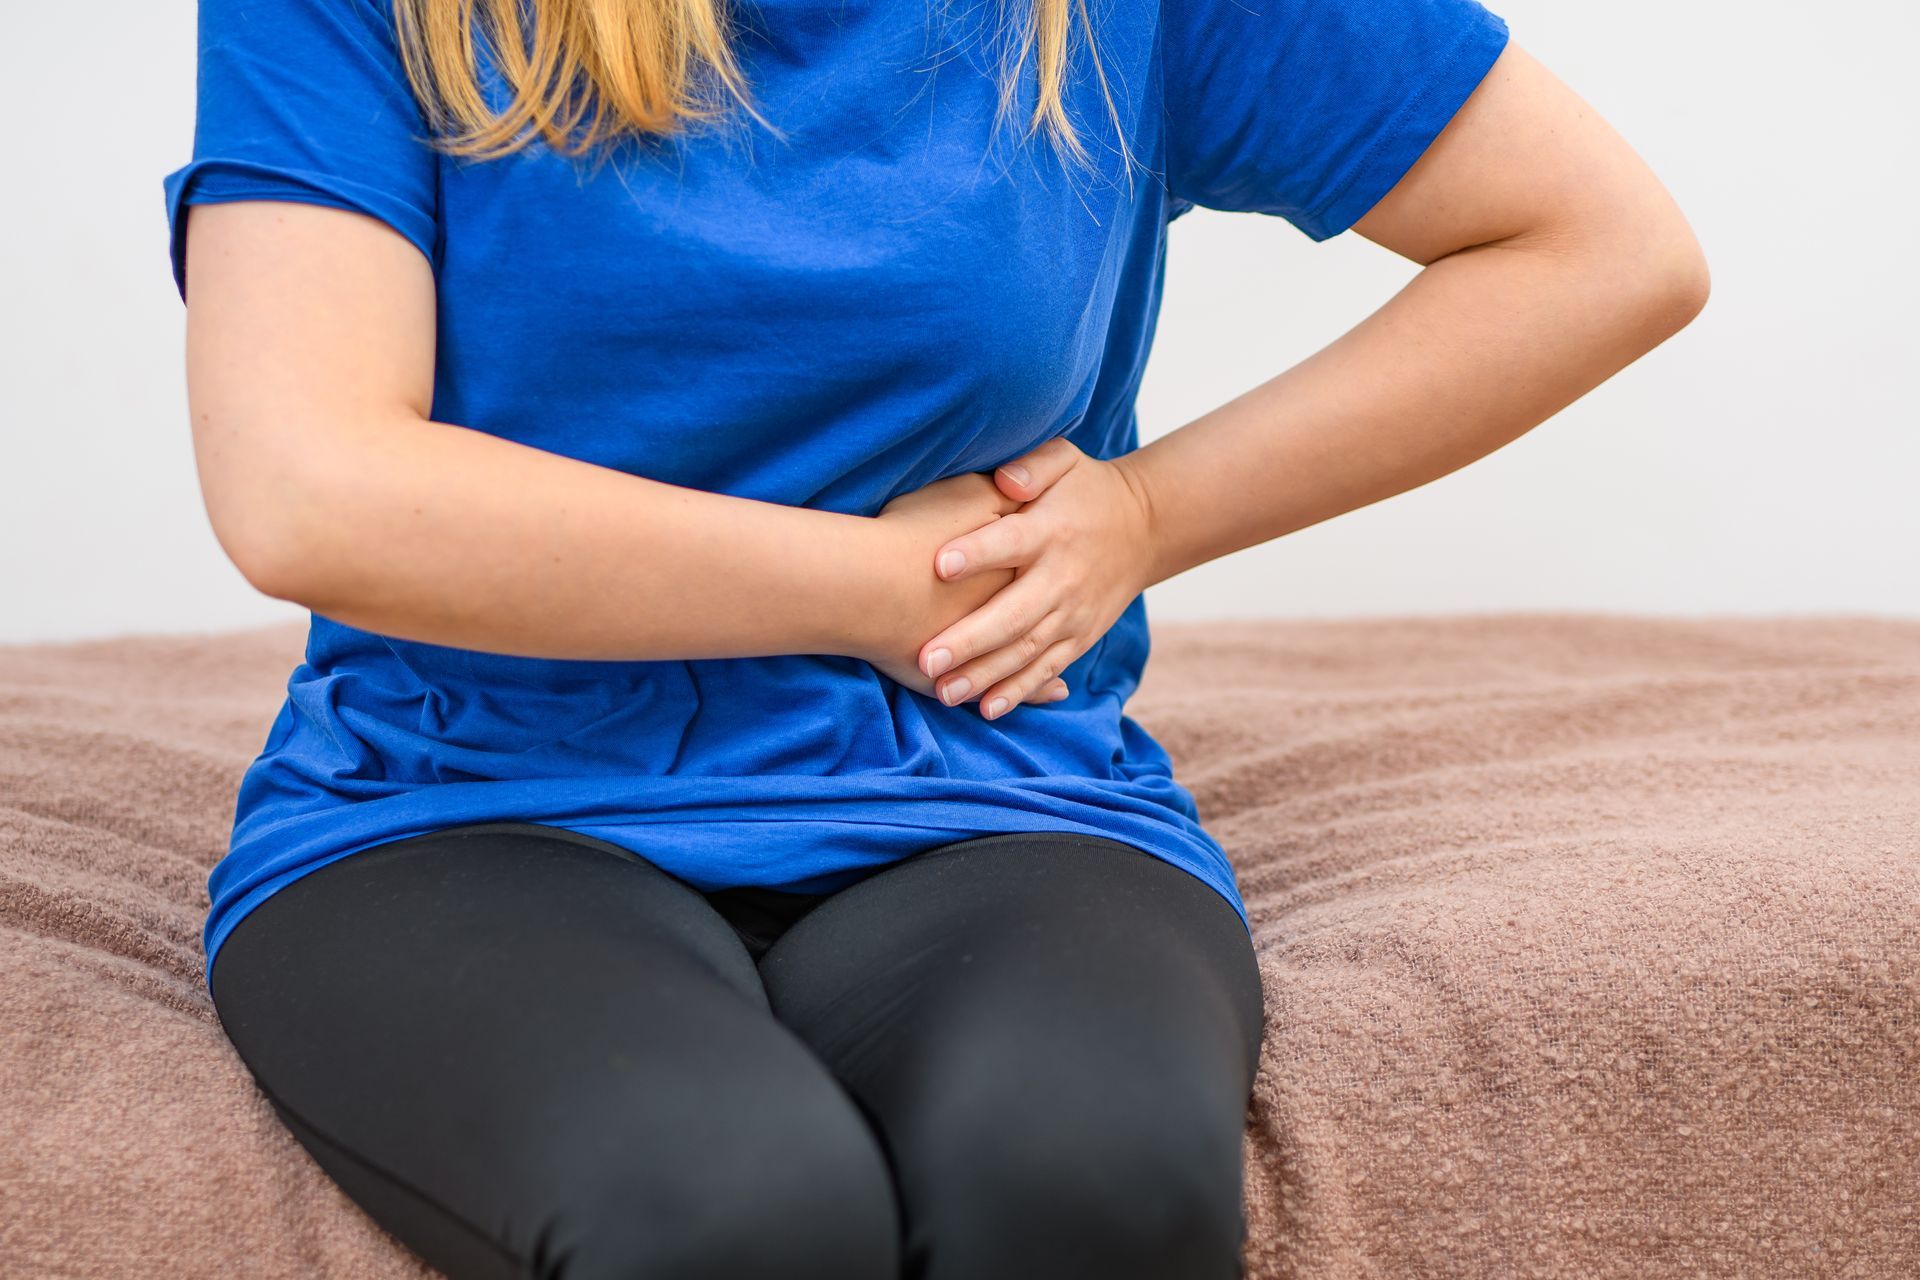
[910,42,1713,719]
[178,198,1070,702]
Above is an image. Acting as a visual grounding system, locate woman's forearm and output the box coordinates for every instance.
[1118,227,1710,590]
[236,407,896,662]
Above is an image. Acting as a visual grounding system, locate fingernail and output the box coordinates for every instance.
[937,549,966,578]
[942,677,971,705]
[999,463,1031,486]
[985,696,1009,718]
[925,647,953,678]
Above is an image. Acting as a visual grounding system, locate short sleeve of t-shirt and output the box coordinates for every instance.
[161,0,440,301]
[1158,0,1510,239]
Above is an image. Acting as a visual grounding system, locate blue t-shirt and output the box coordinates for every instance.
[164,0,1508,992]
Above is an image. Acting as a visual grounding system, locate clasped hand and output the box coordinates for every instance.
[864,438,1159,719]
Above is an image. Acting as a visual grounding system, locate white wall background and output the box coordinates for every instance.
[3,0,1914,644]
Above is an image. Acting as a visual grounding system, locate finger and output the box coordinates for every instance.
[979,637,1083,720]
[935,598,1073,707]
[991,435,1085,503]
[934,610,1063,705]
[934,510,1042,581]
[1037,677,1070,702]
[921,572,1059,681]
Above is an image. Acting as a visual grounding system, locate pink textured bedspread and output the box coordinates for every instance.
[3,615,1916,1277]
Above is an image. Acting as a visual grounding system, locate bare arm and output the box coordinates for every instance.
[179,199,1012,668]
[1122,42,1711,585]
[911,42,1711,716]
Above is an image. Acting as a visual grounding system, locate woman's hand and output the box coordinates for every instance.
[915,437,1159,719]
[863,470,1074,704]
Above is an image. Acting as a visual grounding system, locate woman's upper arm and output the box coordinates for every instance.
[181,200,436,591]
[162,0,443,589]
[1158,0,1706,310]
[1158,0,1511,237]
[1350,41,1711,303]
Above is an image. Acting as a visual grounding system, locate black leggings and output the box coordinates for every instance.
[209,822,1266,1280]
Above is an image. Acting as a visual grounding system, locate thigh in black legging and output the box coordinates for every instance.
[756,832,1268,1280]
[208,821,900,1280]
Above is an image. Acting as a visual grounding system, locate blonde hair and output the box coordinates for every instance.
[391,0,1132,180]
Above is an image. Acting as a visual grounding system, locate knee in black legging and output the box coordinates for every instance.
[537,1111,902,1280]
[904,1075,1248,1280]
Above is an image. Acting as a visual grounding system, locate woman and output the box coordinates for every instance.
[162,0,1706,1271]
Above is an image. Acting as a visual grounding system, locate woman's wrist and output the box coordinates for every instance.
[1108,447,1179,590]
[838,491,1022,689]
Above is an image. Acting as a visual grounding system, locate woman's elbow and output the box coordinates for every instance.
[197,440,336,605]
[1644,222,1712,339]
[1611,201,1711,349]
[212,497,322,604]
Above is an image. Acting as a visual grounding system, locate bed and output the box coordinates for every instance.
[3,614,1915,1276]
